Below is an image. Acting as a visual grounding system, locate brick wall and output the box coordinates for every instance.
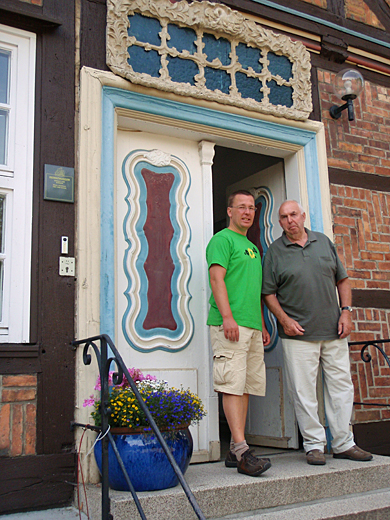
[344,0,385,30]
[0,375,37,456]
[319,70,390,423]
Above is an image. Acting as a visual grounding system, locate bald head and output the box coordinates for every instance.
[279,200,305,218]
[278,200,307,242]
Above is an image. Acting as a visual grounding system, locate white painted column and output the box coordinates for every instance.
[197,140,220,461]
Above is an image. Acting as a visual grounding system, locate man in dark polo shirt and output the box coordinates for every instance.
[262,200,372,465]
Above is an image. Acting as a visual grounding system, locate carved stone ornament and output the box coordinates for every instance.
[106,0,313,120]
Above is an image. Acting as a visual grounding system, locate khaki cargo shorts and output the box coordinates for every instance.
[209,325,266,396]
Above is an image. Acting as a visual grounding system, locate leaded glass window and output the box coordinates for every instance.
[107,0,312,120]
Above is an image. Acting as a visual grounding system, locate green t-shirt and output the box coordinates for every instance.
[206,228,263,330]
[262,229,347,340]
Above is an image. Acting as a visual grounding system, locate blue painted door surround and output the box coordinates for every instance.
[100,86,324,340]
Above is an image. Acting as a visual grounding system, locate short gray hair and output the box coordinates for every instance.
[278,200,305,216]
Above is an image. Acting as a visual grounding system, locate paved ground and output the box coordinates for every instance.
[0,507,88,520]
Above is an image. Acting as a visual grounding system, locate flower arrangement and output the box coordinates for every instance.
[84,367,206,432]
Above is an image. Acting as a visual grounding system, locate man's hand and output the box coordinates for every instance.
[223,316,240,342]
[262,327,271,346]
[281,316,305,336]
[263,294,305,337]
[338,311,352,338]
[337,278,353,338]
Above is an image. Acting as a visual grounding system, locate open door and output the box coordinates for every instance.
[227,163,299,449]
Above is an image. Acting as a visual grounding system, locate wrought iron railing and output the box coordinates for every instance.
[72,334,206,520]
[349,339,390,408]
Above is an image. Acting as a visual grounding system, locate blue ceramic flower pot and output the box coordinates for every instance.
[94,427,193,491]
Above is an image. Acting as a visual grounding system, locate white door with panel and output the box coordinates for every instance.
[115,128,219,460]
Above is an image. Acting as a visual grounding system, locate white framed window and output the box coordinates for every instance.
[0,25,36,342]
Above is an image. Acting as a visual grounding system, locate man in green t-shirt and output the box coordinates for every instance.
[206,190,271,477]
[262,200,372,466]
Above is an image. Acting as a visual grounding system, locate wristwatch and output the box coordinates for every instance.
[341,306,353,312]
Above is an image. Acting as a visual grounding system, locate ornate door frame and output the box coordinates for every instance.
[76,66,331,477]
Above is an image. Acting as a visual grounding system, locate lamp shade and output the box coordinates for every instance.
[333,69,364,101]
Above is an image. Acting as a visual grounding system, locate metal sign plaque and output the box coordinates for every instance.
[44,164,74,203]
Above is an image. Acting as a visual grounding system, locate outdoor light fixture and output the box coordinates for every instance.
[329,69,364,121]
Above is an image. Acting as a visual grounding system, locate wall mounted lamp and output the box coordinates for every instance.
[329,69,364,121]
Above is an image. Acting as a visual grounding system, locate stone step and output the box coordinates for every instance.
[84,451,390,520]
[210,488,390,520]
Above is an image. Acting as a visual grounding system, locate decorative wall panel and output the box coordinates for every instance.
[121,148,193,352]
[247,187,279,351]
[106,0,312,120]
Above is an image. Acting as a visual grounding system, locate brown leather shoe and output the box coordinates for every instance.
[237,448,271,476]
[333,445,373,461]
[306,449,326,465]
[225,449,270,468]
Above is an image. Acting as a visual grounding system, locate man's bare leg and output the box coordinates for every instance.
[223,392,250,460]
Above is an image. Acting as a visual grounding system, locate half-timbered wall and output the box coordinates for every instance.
[0,0,76,514]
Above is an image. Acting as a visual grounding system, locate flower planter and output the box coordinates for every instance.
[94,426,193,491]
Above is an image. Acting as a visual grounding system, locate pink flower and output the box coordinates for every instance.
[83,395,96,407]
[92,367,156,392]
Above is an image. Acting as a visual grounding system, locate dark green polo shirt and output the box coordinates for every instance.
[262,229,347,341]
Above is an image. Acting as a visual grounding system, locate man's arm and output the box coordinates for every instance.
[209,264,239,341]
[261,306,271,346]
[336,277,352,339]
[262,294,305,336]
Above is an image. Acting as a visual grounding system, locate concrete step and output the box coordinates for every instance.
[84,451,390,520]
[210,488,390,519]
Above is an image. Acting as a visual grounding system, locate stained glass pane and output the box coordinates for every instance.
[167,24,196,54]
[0,110,7,165]
[204,67,230,95]
[236,43,262,74]
[267,52,292,81]
[168,57,197,85]
[236,72,263,102]
[0,51,10,104]
[128,47,160,77]
[268,80,293,107]
[203,33,230,66]
[128,13,161,46]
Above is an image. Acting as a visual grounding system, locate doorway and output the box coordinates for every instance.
[78,72,330,464]
[211,145,299,451]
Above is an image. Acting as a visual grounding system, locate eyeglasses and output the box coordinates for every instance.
[230,205,257,212]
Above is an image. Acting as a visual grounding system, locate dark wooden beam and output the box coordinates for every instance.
[221,0,390,60]
[352,289,390,309]
[0,1,60,32]
[327,0,345,18]
[0,453,75,515]
[0,345,40,375]
[329,168,390,193]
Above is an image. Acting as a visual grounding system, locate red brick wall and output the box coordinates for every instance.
[0,375,37,456]
[344,0,385,30]
[319,70,390,423]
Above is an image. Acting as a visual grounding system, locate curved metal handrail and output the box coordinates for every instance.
[72,334,206,520]
[349,339,390,408]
